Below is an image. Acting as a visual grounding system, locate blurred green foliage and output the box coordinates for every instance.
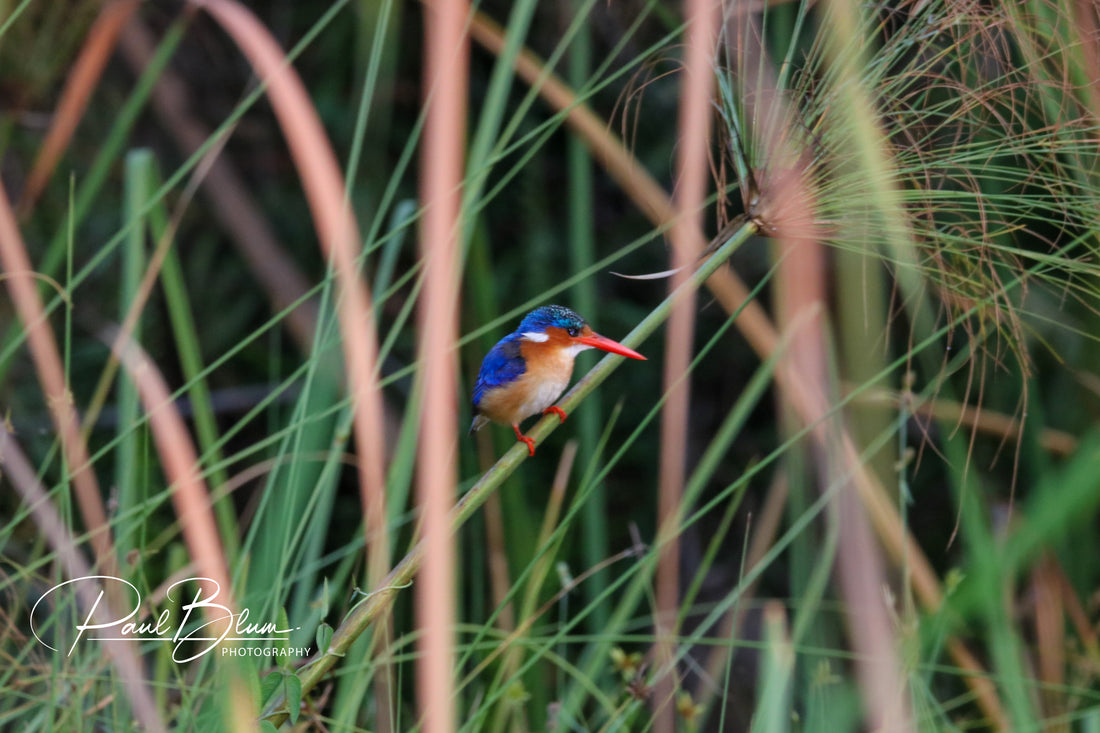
[2,0,1100,731]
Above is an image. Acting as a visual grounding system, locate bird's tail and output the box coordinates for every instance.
[469,413,490,435]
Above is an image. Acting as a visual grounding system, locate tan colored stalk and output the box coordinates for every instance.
[109,334,232,609]
[482,491,516,632]
[0,183,116,576]
[0,430,165,733]
[17,0,143,217]
[1058,567,1100,664]
[653,0,720,729]
[186,4,393,727]
[855,386,1078,457]
[1033,555,1067,732]
[415,0,469,730]
[490,441,578,732]
[188,0,389,634]
[109,331,254,728]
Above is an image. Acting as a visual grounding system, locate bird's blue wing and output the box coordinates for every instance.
[472,336,526,408]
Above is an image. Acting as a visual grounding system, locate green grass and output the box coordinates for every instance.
[3,0,1100,731]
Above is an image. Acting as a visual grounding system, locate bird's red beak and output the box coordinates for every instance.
[574,333,646,360]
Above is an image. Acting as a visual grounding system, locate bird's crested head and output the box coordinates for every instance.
[516,305,588,337]
[513,305,646,361]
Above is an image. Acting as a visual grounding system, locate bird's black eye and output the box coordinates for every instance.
[567,326,580,337]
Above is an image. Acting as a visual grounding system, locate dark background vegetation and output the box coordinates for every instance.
[4,0,1100,730]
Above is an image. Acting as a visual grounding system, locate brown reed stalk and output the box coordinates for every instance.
[762,148,915,733]
[185,4,394,726]
[854,386,1079,457]
[482,491,516,632]
[488,441,579,731]
[108,330,255,727]
[1074,0,1100,120]
[0,183,116,577]
[1033,555,1068,732]
[725,0,913,720]
[1058,566,1100,664]
[17,0,142,217]
[653,0,720,730]
[188,0,390,634]
[108,332,232,608]
[475,416,515,634]
[0,430,165,733]
[415,0,469,730]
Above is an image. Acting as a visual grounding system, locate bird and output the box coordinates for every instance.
[470,305,646,456]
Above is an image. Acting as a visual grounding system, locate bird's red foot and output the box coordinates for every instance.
[512,424,537,457]
[543,405,567,423]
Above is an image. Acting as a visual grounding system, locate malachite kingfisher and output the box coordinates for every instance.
[470,305,646,456]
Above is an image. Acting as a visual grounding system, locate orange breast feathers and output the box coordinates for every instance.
[475,330,579,427]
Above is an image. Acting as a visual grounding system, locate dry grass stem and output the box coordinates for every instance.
[415,0,469,730]
[0,182,116,576]
[653,0,720,729]
[482,491,515,632]
[108,329,257,727]
[108,331,232,607]
[726,1,913,726]
[0,429,165,733]
[1034,555,1068,731]
[856,386,1078,457]
[188,0,389,615]
[17,0,143,217]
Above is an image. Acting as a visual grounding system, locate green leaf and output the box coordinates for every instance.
[283,673,303,725]
[259,671,282,707]
[315,622,333,654]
